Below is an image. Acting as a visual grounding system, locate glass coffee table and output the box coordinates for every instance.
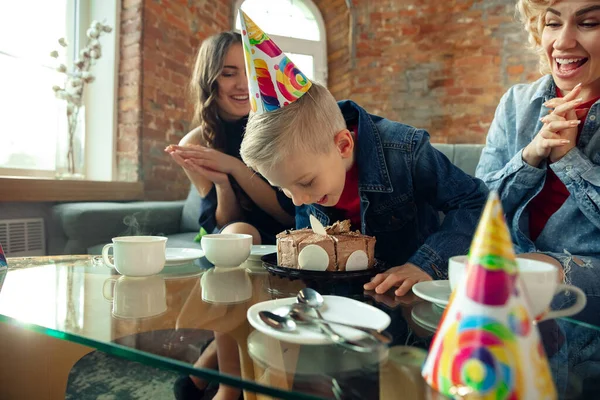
[0,255,599,399]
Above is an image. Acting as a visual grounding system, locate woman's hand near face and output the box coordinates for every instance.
[522,85,582,167]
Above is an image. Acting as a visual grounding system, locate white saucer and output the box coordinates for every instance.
[247,295,391,345]
[412,280,451,307]
[411,302,444,332]
[165,248,204,266]
[249,245,276,261]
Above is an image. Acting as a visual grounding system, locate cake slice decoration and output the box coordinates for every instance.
[298,244,330,271]
[310,214,328,236]
[345,250,369,271]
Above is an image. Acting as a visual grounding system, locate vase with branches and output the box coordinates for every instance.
[51,20,112,179]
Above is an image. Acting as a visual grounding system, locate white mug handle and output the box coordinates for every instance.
[102,244,116,268]
[539,284,587,321]
[102,277,118,301]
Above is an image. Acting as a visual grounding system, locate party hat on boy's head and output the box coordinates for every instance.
[421,192,557,400]
[238,10,312,114]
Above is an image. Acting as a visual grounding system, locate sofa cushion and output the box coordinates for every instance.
[432,144,484,176]
[50,201,184,255]
[87,232,200,255]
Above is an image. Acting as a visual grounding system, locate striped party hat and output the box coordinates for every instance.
[238,10,312,114]
[421,192,557,399]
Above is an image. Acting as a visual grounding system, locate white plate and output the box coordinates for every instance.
[165,248,204,266]
[247,295,391,345]
[412,280,451,307]
[411,302,444,332]
[249,245,277,261]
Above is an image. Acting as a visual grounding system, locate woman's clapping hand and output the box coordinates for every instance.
[522,83,584,167]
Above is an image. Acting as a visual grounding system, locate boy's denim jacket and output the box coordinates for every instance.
[295,100,489,278]
[475,75,600,258]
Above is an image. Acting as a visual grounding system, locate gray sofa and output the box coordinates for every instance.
[49,144,485,255]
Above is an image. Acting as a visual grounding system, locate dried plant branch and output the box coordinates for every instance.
[51,20,112,175]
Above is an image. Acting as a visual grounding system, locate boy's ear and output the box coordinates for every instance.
[333,129,354,158]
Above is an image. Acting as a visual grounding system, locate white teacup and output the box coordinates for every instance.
[102,275,167,319]
[449,255,587,321]
[102,236,167,276]
[201,234,252,268]
[201,267,252,304]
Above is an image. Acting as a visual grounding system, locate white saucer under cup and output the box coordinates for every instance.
[412,281,452,307]
[164,248,204,266]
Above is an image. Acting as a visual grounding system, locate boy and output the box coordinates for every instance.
[238,11,489,296]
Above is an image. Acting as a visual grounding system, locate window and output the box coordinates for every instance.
[0,1,70,178]
[0,0,119,181]
[234,0,327,85]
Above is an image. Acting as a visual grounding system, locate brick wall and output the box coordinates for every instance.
[346,0,541,143]
[117,0,543,200]
[117,0,231,200]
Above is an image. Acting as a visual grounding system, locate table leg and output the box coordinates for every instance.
[0,322,93,400]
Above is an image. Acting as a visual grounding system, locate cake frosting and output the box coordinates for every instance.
[276,220,376,271]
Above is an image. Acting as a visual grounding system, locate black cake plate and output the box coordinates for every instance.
[261,253,387,295]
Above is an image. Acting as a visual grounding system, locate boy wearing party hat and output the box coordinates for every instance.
[238,10,489,294]
[421,192,557,399]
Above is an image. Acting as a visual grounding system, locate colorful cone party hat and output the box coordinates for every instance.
[238,10,312,114]
[421,192,557,399]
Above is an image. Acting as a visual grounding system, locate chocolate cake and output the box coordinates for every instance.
[276,220,376,271]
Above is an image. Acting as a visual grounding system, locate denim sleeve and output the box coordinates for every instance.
[198,186,219,234]
[407,131,489,279]
[295,204,310,229]
[475,92,546,215]
[551,148,600,230]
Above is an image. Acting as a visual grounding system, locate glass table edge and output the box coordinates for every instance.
[0,314,326,400]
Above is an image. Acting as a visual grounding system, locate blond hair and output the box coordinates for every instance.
[516,0,558,75]
[240,82,346,172]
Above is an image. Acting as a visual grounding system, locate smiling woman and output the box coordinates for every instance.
[162,31,294,400]
[541,2,600,99]
[475,0,600,369]
[164,32,294,249]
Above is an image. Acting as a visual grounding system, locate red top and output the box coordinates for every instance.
[333,125,361,230]
[527,94,599,241]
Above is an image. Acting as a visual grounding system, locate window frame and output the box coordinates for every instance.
[232,0,328,84]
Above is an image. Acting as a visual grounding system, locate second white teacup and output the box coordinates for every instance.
[449,255,586,321]
[201,234,252,267]
[102,236,167,276]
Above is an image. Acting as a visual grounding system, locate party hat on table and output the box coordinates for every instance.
[421,192,557,399]
[238,10,312,114]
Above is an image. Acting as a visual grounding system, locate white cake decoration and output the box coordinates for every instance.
[298,245,329,271]
[345,250,369,271]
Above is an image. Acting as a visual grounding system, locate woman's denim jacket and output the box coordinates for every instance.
[475,75,600,260]
[294,100,489,278]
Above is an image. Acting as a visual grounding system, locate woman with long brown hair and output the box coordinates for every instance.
[166,31,294,245]
[166,31,294,400]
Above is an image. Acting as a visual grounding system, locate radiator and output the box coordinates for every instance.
[0,218,46,257]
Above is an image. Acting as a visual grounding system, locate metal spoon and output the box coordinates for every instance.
[296,288,377,352]
[289,303,393,344]
[258,310,297,332]
[260,308,376,352]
